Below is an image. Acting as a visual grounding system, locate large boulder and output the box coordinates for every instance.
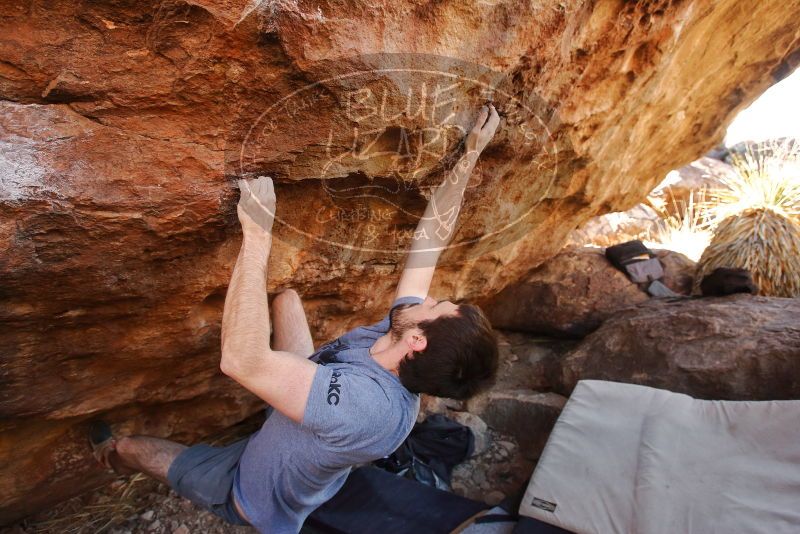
[2,0,800,521]
[482,247,695,337]
[559,295,800,400]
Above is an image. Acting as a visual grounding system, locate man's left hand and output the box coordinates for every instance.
[465,103,501,156]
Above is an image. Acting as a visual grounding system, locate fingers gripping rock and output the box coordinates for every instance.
[237,176,276,234]
[467,103,501,155]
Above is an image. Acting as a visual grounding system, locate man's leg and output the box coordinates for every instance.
[99,435,187,485]
[271,288,315,356]
[94,431,251,525]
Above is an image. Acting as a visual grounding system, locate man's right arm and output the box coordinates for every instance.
[220,177,317,424]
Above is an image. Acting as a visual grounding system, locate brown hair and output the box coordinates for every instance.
[398,304,499,400]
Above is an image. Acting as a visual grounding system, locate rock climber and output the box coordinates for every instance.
[89,104,502,533]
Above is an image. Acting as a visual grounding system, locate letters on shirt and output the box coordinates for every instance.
[327,371,342,406]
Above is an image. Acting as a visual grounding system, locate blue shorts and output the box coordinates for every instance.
[166,437,251,526]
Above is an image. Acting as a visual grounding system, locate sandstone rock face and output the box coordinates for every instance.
[2,0,799,522]
[559,295,800,400]
[482,247,694,337]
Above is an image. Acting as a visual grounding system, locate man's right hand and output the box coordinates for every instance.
[237,176,276,236]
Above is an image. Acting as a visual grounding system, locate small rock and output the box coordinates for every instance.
[418,395,463,420]
[451,480,467,494]
[486,491,506,506]
[141,510,155,521]
[498,344,515,361]
[173,525,190,534]
[448,411,489,455]
[149,519,162,531]
[473,391,566,460]
[496,334,511,346]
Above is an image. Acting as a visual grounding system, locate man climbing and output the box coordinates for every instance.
[89,104,501,533]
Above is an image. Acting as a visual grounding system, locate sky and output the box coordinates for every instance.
[725,67,800,146]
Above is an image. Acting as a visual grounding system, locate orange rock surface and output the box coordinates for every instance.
[1,0,799,522]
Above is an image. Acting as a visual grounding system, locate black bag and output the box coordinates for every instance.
[373,414,474,491]
[700,267,758,296]
[605,240,653,270]
[605,240,665,284]
[303,466,489,534]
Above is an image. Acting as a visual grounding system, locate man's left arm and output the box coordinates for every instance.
[394,104,501,300]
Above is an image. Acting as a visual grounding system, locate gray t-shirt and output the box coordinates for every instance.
[233,296,422,533]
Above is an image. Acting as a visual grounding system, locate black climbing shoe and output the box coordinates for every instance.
[89,420,116,470]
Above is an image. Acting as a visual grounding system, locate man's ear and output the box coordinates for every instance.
[406,330,427,353]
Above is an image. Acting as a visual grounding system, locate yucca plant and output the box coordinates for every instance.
[711,139,800,220]
[694,139,800,296]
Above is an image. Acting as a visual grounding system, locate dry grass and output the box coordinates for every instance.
[645,190,713,262]
[24,474,151,534]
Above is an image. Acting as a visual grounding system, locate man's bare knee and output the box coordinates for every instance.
[273,288,301,309]
[271,288,314,356]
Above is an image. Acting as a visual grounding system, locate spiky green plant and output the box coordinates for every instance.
[695,139,800,296]
[709,139,800,222]
[694,209,800,296]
